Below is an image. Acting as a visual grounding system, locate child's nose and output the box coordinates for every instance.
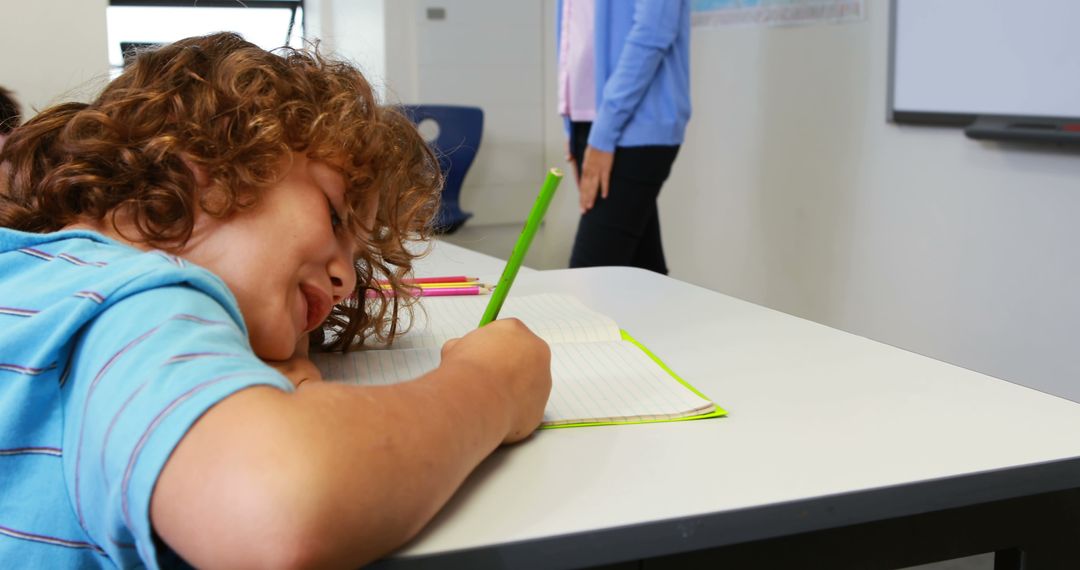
[330,275,346,303]
[327,252,356,303]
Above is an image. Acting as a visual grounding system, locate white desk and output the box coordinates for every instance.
[379,242,1080,569]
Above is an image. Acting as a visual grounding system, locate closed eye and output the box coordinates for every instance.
[327,197,344,230]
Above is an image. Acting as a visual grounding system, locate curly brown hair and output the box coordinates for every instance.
[0,32,441,351]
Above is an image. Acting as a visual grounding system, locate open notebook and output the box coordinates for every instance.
[312,293,725,428]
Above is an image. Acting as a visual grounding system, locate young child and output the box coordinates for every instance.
[0,33,551,568]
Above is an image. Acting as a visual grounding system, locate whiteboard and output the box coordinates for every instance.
[889,0,1080,124]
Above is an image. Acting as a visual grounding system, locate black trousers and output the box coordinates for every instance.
[568,122,680,275]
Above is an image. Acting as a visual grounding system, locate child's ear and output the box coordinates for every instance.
[180,155,231,217]
[180,155,211,189]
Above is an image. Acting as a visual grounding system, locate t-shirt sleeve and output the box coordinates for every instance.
[61,285,293,568]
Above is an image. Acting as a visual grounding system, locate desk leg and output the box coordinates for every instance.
[996,537,1080,570]
[995,548,1022,570]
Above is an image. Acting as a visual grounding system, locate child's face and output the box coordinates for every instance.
[179,152,368,360]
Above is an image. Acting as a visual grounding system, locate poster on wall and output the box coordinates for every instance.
[691,0,865,28]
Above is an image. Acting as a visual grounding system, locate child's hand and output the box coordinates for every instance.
[265,333,323,388]
[440,318,552,444]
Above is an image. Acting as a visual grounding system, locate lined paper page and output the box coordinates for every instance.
[388,293,622,350]
[313,341,714,426]
[544,342,713,425]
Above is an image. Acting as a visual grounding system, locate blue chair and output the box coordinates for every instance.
[400,105,484,234]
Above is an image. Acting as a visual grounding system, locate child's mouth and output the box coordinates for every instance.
[300,284,331,333]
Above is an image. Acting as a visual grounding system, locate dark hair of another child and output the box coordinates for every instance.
[0,86,20,134]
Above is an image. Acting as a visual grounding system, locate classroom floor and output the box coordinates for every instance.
[437,222,518,260]
[438,222,566,270]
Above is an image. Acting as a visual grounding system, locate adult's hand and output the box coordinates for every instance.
[578,145,614,213]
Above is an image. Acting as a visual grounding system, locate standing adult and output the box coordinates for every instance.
[557,0,691,274]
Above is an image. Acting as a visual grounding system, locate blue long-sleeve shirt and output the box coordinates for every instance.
[557,0,692,151]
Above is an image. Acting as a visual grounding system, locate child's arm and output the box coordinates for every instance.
[150,318,551,568]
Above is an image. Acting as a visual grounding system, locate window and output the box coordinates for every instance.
[107,0,303,75]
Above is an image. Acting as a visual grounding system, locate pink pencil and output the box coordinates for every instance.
[415,285,491,297]
[366,285,491,298]
[377,275,479,285]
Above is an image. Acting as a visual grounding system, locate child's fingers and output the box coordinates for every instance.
[440,337,460,359]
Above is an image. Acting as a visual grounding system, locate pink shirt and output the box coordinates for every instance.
[558,0,597,121]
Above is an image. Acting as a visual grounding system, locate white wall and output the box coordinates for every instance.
[411,1,548,225]
[305,0,388,97]
[383,1,419,103]
[321,0,548,226]
[652,4,1080,401]
[536,0,586,270]
[0,0,110,116]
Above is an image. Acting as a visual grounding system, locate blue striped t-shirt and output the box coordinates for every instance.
[0,228,293,568]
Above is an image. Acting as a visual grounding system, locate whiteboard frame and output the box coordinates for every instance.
[886,0,976,126]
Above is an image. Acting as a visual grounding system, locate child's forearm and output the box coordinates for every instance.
[151,361,517,569]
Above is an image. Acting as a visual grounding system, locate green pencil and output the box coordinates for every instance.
[478,167,564,327]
